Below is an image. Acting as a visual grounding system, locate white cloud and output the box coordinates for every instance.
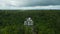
[0,0,60,10]
[0,0,60,7]
[0,5,60,10]
[0,0,28,7]
[19,5,60,10]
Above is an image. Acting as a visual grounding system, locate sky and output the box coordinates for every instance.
[0,0,60,10]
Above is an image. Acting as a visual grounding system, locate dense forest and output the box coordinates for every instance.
[0,10,60,34]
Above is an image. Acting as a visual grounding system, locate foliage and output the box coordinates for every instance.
[0,10,60,34]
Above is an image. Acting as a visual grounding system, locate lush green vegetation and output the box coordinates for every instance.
[0,10,60,34]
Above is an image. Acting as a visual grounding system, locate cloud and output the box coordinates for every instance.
[0,0,60,6]
[0,0,29,7]
[18,5,60,10]
[0,0,60,10]
[0,5,60,10]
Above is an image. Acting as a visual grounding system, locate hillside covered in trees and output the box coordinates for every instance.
[0,10,60,34]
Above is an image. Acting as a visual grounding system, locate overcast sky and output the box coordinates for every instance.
[0,0,60,10]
